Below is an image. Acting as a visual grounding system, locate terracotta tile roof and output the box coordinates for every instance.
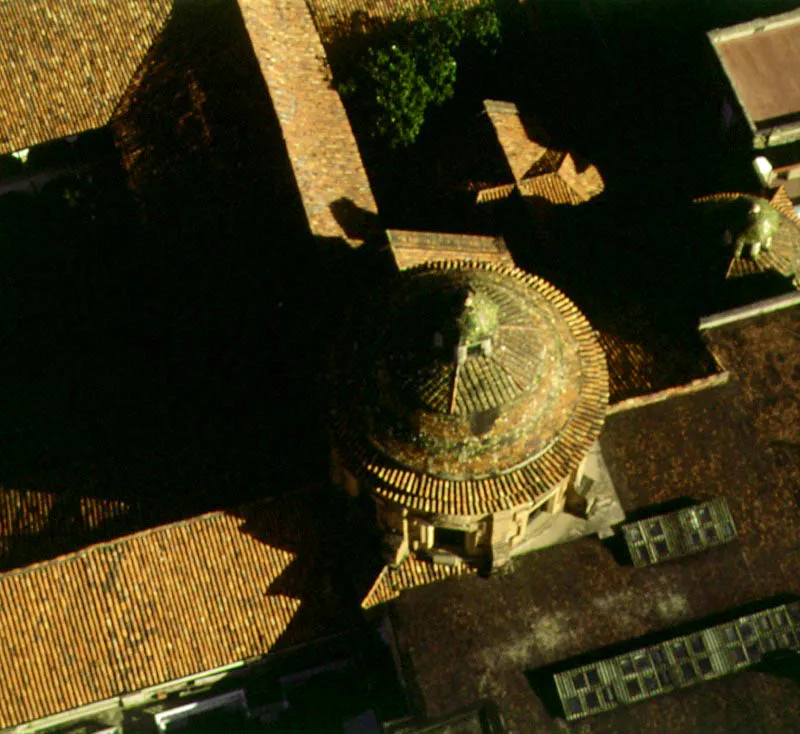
[769,185,800,225]
[0,0,172,155]
[0,489,55,546]
[331,261,608,516]
[237,0,379,247]
[596,313,722,406]
[483,99,550,183]
[110,22,214,202]
[307,0,485,42]
[517,172,586,205]
[480,100,604,206]
[0,488,134,571]
[475,182,517,203]
[694,188,800,287]
[554,152,605,201]
[0,493,327,729]
[386,230,513,270]
[361,557,475,609]
[389,305,800,731]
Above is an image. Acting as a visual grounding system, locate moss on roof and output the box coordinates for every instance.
[330,260,608,515]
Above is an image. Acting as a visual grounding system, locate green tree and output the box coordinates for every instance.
[337,0,500,148]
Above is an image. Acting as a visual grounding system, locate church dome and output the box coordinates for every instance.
[330,261,608,516]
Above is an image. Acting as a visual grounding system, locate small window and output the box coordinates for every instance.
[626,679,641,697]
[691,636,706,653]
[435,527,467,552]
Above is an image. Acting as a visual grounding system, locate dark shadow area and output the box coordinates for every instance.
[320,0,797,351]
[387,602,430,723]
[383,699,506,733]
[525,593,800,720]
[601,532,633,568]
[226,486,386,657]
[0,0,353,569]
[330,196,383,242]
[0,491,143,573]
[621,496,700,525]
[752,649,800,686]
[118,629,407,733]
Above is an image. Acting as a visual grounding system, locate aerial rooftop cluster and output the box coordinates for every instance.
[0,1,799,733]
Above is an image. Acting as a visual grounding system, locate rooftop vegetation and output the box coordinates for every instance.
[335,0,501,148]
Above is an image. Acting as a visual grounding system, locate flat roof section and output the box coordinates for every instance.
[714,14,800,128]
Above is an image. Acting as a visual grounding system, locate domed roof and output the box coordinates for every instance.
[330,261,608,516]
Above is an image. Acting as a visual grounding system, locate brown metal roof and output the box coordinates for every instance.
[714,14,800,127]
[331,260,608,516]
[0,0,171,154]
[0,493,330,729]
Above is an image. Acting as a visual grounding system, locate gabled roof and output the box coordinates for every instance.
[0,492,333,729]
[478,100,604,205]
[0,0,172,155]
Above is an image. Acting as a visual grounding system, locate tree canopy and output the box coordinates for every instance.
[337,0,501,148]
